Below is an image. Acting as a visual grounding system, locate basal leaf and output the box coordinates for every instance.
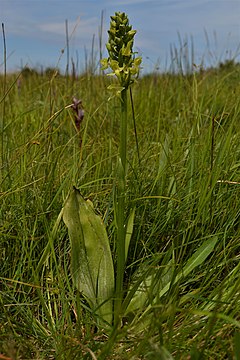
[126,236,218,314]
[126,258,174,314]
[63,187,115,325]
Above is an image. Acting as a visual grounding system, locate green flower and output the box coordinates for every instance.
[101,12,142,91]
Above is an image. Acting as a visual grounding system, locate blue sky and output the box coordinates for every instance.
[1,0,240,73]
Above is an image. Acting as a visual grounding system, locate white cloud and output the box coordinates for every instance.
[37,16,99,39]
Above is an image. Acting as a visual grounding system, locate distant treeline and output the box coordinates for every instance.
[1,58,240,80]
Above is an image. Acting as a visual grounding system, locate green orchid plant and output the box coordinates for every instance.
[63,12,141,330]
[101,12,142,325]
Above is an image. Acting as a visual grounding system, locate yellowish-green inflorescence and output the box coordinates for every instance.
[101,12,142,91]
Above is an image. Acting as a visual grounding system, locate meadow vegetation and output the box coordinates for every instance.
[1,35,240,358]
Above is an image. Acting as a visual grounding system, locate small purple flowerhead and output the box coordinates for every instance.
[71,97,84,131]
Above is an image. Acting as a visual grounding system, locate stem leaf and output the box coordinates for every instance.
[125,207,135,262]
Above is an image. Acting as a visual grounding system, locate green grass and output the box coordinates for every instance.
[1,62,240,359]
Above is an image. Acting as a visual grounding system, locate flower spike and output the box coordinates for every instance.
[101,12,142,91]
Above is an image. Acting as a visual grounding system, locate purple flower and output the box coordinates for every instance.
[71,97,84,131]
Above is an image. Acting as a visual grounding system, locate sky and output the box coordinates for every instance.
[1,0,240,74]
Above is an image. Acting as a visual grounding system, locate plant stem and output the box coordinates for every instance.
[120,88,128,174]
[115,88,128,325]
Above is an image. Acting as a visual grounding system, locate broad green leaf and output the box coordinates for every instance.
[126,258,174,314]
[126,236,218,314]
[63,187,114,325]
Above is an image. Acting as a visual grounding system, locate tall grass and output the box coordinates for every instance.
[1,40,240,358]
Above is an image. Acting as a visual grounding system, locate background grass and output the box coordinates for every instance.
[1,60,240,359]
